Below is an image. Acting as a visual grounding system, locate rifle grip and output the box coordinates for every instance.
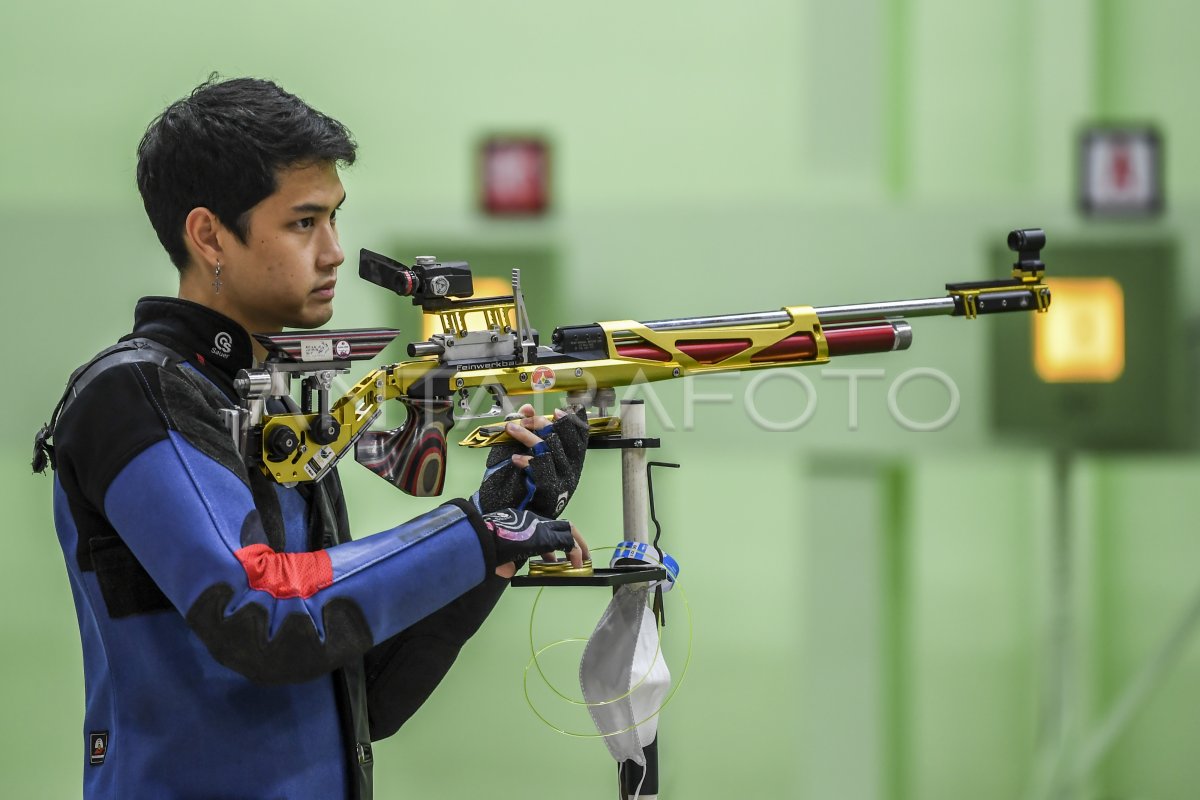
[354,397,454,497]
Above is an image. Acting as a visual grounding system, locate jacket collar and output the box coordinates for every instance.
[128,297,255,395]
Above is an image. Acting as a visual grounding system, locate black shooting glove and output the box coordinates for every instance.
[475,407,589,518]
[483,508,577,565]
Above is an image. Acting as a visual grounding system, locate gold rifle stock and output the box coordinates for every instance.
[256,304,831,491]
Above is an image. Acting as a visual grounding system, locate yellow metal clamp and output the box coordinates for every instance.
[437,299,516,336]
[258,364,405,484]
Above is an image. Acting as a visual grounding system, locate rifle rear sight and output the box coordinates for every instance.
[359,249,474,312]
[359,249,540,366]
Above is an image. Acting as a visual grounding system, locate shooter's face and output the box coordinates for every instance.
[217,161,346,334]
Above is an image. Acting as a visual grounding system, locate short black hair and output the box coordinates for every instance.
[136,75,357,270]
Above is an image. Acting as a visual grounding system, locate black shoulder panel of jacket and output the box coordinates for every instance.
[159,366,251,488]
[55,363,174,574]
[56,362,173,513]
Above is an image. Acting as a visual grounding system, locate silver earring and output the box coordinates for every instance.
[213,261,222,294]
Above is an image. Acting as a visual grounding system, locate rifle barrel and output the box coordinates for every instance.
[814,296,957,322]
[640,295,955,332]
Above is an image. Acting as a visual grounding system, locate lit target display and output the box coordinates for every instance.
[480,136,549,216]
[1079,126,1162,217]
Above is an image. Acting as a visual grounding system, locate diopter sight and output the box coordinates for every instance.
[358,249,474,312]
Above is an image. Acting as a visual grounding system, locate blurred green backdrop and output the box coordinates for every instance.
[3,1,1199,798]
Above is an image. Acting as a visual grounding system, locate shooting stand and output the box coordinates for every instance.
[512,399,673,800]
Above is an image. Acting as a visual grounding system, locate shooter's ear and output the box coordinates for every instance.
[182,206,226,271]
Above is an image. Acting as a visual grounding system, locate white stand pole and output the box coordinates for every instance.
[618,399,659,800]
[621,400,650,545]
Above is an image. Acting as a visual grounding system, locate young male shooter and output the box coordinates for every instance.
[34,76,590,799]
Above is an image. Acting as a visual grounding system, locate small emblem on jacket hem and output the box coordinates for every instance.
[89,731,109,766]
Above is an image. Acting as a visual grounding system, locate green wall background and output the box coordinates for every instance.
[3,1,1199,797]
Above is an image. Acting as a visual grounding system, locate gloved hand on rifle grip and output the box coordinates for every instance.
[475,405,588,518]
[482,508,580,566]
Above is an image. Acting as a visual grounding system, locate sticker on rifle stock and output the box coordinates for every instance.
[334,339,352,358]
[301,338,333,362]
[531,366,556,391]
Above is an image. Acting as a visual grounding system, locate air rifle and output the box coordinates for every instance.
[226,228,1051,495]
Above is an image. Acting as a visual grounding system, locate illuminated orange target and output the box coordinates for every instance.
[1033,277,1124,383]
